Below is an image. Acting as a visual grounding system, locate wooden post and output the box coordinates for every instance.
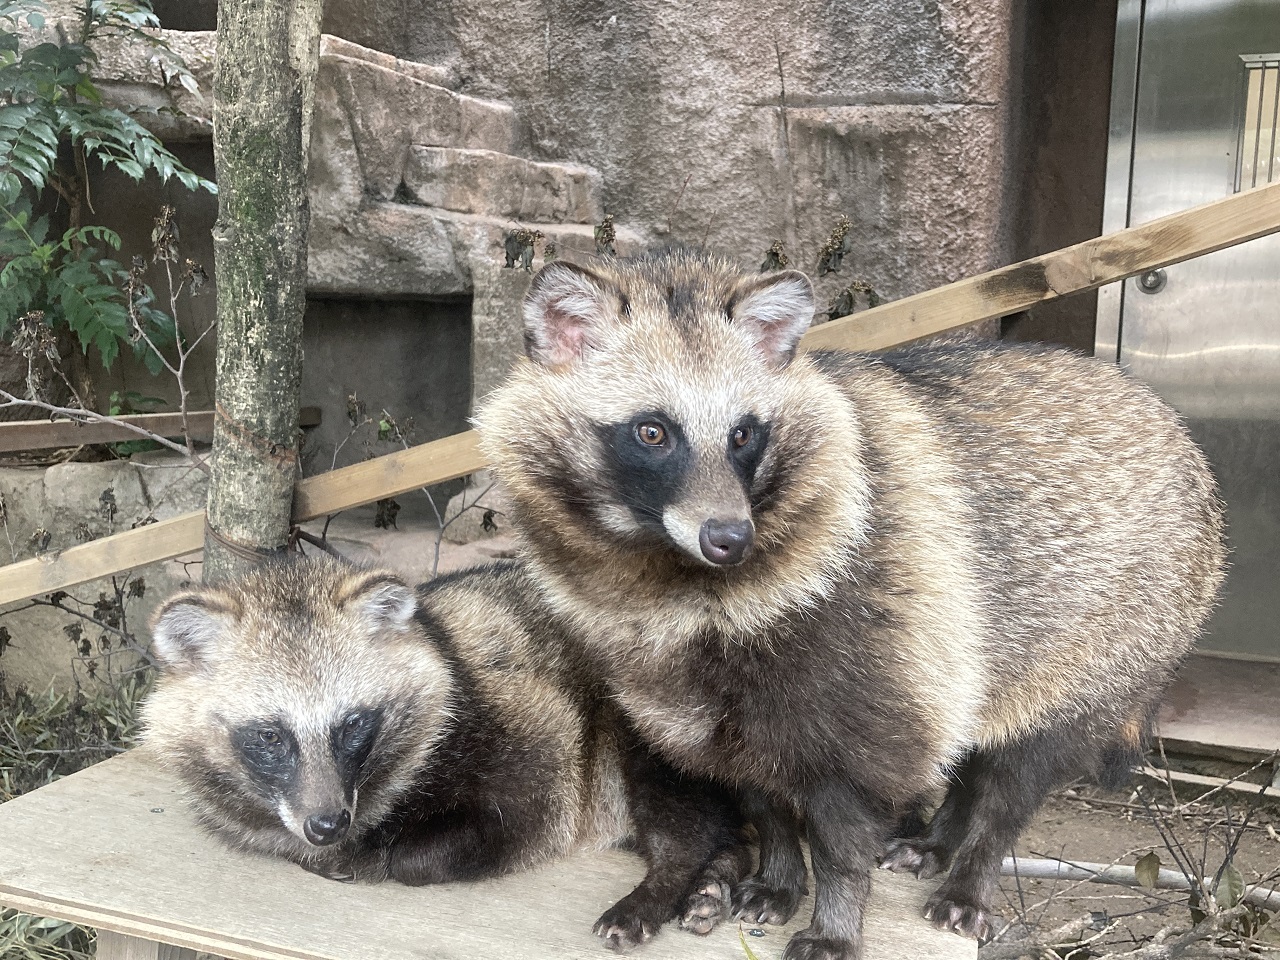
[203,0,324,582]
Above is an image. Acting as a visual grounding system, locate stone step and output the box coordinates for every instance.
[402,147,603,224]
[321,54,526,202]
[308,203,649,300]
[319,35,457,91]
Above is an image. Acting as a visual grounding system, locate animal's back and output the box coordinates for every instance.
[814,341,1226,744]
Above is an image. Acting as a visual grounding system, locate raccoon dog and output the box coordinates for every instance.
[142,554,750,950]
[475,248,1227,960]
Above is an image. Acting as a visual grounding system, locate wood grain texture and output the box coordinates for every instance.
[0,513,205,607]
[290,429,484,522]
[802,179,1280,352]
[0,413,215,454]
[96,930,199,960]
[0,751,973,960]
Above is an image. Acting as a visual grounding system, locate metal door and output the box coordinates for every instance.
[1098,0,1280,659]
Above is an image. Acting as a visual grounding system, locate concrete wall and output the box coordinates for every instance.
[299,297,472,480]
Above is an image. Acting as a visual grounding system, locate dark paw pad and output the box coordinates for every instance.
[680,879,730,935]
[923,891,996,941]
[593,901,661,952]
[879,839,947,879]
[782,931,857,960]
[732,876,806,926]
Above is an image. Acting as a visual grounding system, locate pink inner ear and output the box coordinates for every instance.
[543,301,593,366]
[733,276,814,365]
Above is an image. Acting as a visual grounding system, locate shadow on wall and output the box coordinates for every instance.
[299,297,472,495]
[151,0,215,30]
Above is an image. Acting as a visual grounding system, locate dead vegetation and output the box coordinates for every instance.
[983,752,1280,959]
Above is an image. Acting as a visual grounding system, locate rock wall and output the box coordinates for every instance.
[325,0,1023,312]
[0,453,207,689]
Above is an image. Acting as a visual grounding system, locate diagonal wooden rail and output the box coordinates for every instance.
[2,180,1279,606]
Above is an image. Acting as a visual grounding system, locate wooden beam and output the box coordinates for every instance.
[0,513,206,605]
[803,178,1280,352]
[290,429,483,522]
[0,431,484,605]
[0,408,321,454]
[2,183,1280,604]
[0,412,215,454]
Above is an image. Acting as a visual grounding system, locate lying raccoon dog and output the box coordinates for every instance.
[142,555,750,950]
[475,248,1228,960]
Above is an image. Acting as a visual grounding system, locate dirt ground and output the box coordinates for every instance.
[983,776,1280,956]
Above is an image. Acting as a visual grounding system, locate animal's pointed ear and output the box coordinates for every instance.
[522,260,618,367]
[335,571,418,631]
[150,590,235,671]
[728,270,815,367]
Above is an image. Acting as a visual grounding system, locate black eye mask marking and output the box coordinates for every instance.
[595,412,693,532]
[233,719,298,796]
[728,414,770,489]
[331,707,385,797]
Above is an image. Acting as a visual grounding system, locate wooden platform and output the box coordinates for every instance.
[1160,654,1280,757]
[0,750,974,960]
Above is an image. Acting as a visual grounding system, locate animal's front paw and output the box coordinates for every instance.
[593,896,663,952]
[879,838,948,879]
[732,875,806,926]
[298,859,355,883]
[923,889,996,941]
[782,930,858,960]
[680,878,730,935]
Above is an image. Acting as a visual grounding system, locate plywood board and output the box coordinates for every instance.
[0,751,974,960]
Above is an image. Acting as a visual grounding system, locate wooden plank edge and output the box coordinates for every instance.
[0,886,326,960]
[0,513,205,607]
[802,179,1280,353]
[0,413,216,455]
[1137,765,1279,800]
[291,429,484,521]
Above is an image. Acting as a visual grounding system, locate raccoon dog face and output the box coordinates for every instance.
[483,249,821,569]
[141,558,454,866]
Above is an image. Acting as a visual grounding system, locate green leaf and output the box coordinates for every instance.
[1135,851,1161,889]
[1217,863,1245,908]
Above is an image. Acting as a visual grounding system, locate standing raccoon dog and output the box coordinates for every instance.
[475,249,1227,960]
[142,555,750,950]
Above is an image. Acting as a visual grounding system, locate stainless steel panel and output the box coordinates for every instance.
[1101,0,1280,658]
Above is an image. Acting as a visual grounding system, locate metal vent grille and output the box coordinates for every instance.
[1237,54,1280,191]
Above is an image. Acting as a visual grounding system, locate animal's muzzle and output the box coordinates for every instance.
[303,809,351,846]
[699,519,754,565]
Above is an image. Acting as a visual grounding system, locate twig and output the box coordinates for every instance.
[667,173,691,236]
[1000,856,1280,911]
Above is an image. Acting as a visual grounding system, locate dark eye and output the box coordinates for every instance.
[732,425,753,448]
[258,728,281,747]
[339,711,375,751]
[635,422,667,446]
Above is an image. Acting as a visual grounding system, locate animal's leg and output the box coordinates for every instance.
[782,780,890,960]
[881,764,977,879]
[925,726,1089,941]
[732,788,809,925]
[594,735,746,950]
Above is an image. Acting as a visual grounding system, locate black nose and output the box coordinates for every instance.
[303,810,351,846]
[698,519,754,565]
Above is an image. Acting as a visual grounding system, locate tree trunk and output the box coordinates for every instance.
[203,0,323,582]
